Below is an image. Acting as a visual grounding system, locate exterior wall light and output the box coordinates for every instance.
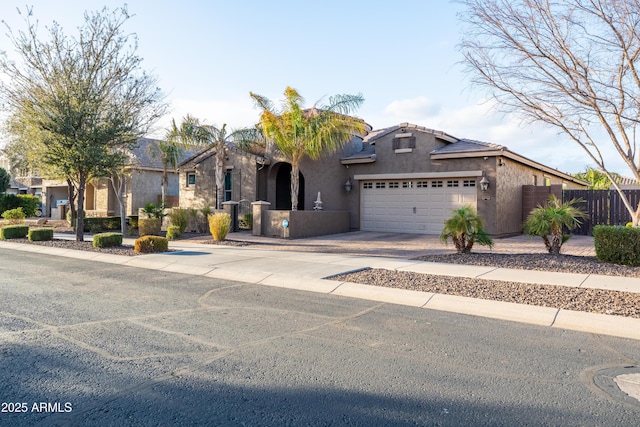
[479,176,490,192]
[344,177,352,193]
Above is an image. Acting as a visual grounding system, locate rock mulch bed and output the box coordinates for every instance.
[331,253,640,319]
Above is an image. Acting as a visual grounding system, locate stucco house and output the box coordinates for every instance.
[178,122,588,237]
[41,138,191,219]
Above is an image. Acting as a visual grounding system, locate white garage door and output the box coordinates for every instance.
[360,178,478,234]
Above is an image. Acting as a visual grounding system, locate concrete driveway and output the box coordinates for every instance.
[208,231,597,258]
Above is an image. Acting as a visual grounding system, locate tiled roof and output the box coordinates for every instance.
[364,123,458,144]
[431,138,504,155]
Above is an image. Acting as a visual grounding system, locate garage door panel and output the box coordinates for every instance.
[361,179,477,235]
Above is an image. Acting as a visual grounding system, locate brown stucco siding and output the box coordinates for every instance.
[179,151,259,210]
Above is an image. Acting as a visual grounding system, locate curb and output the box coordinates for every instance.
[1,240,640,341]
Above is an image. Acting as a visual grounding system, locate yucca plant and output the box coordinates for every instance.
[524,195,587,255]
[440,205,493,254]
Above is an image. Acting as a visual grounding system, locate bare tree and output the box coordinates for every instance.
[0,6,167,240]
[458,0,640,224]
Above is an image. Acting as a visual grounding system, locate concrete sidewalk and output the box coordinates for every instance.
[2,233,639,344]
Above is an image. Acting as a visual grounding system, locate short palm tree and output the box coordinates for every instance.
[524,195,587,255]
[250,87,365,210]
[440,205,493,254]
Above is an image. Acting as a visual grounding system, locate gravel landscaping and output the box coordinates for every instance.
[331,252,640,319]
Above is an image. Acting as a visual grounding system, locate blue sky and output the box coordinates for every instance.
[0,0,617,174]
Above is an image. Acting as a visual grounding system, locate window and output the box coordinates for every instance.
[402,181,413,188]
[224,171,232,201]
[447,180,459,187]
[187,172,196,186]
[416,181,429,188]
[431,180,443,188]
[375,182,386,189]
[544,177,551,186]
[363,182,373,189]
[389,182,399,188]
[463,180,476,187]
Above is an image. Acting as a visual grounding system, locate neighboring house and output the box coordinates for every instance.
[178,143,270,216]
[41,138,193,219]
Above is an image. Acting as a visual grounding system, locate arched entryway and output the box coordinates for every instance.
[275,163,305,210]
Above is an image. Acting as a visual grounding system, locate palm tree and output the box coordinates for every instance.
[250,87,365,210]
[440,205,493,254]
[524,195,587,255]
[166,115,260,209]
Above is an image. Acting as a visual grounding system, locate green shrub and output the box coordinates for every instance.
[0,194,39,217]
[1,207,26,224]
[28,228,54,242]
[166,225,181,240]
[141,203,166,219]
[208,212,231,241]
[134,235,169,253]
[82,217,122,233]
[128,215,139,229]
[93,232,123,248]
[17,195,40,217]
[0,225,29,240]
[138,218,162,236]
[168,208,189,234]
[593,225,640,266]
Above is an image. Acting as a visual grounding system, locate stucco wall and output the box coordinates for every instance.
[261,210,350,239]
[179,151,258,210]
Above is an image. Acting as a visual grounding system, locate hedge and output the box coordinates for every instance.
[0,225,29,240]
[93,232,123,248]
[28,228,53,242]
[0,194,40,218]
[73,217,122,233]
[593,225,640,266]
[134,235,169,253]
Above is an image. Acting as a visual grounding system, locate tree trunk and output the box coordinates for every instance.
[215,142,226,209]
[161,172,167,207]
[66,178,77,226]
[76,174,87,242]
[290,162,300,211]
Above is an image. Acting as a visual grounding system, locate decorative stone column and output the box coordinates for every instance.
[251,201,271,236]
[222,201,240,232]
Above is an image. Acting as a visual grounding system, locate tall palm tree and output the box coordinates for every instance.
[250,87,365,210]
[166,115,260,209]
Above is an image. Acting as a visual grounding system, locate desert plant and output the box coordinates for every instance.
[1,207,26,224]
[28,228,54,242]
[208,212,231,241]
[141,203,166,219]
[593,225,640,266]
[524,195,587,255]
[0,224,29,239]
[93,232,123,248]
[168,208,189,234]
[134,235,169,253]
[440,205,493,254]
[138,218,162,236]
[166,225,181,240]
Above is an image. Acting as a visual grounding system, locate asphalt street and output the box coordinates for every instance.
[1,248,639,426]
